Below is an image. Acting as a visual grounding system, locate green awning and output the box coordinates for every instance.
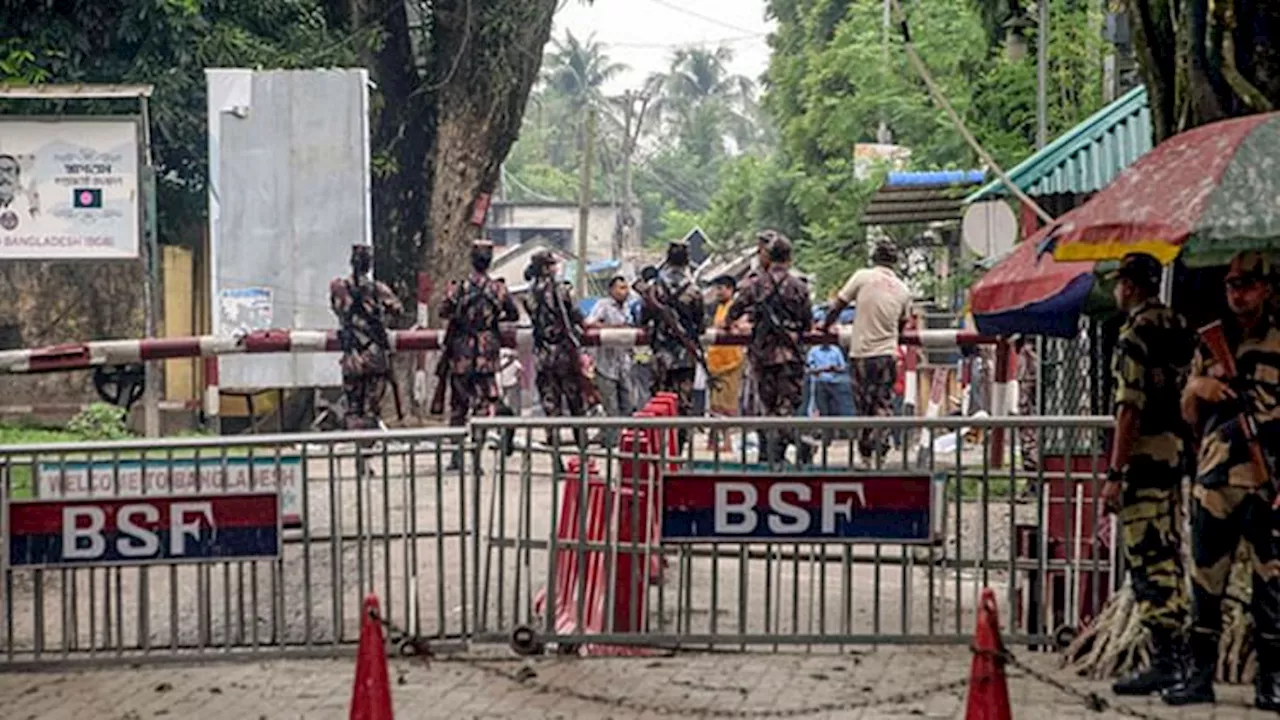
[966,85,1152,203]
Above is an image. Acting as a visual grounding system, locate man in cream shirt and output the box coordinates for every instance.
[821,240,911,465]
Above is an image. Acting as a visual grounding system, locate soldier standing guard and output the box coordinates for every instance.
[438,240,519,468]
[1098,253,1192,697]
[640,240,705,412]
[1166,251,1280,710]
[722,232,812,464]
[639,239,707,450]
[329,243,403,430]
[521,251,589,448]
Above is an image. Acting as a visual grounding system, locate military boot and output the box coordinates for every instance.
[1112,627,1183,695]
[1254,634,1280,711]
[1162,628,1218,706]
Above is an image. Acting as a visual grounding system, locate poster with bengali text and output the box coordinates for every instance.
[0,119,140,259]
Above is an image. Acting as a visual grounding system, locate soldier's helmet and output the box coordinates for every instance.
[871,239,898,266]
[525,250,557,280]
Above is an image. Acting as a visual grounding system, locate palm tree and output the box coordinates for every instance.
[651,46,761,163]
[541,30,628,114]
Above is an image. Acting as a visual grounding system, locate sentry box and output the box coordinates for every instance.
[6,492,282,568]
[661,472,944,543]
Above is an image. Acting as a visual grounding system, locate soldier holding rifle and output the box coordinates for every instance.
[1165,251,1280,710]
[636,239,708,450]
[721,232,812,464]
[1098,253,1193,697]
[436,240,519,468]
[329,243,404,430]
[521,250,593,449]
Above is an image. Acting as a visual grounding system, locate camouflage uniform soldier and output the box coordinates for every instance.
[723,232,812,464]
[329,243,403,429]
[1098,254,1193,697]
[521,251,589,447]
[1166,252,1280,710]
[438,240,519,427]
[640,240,707,420]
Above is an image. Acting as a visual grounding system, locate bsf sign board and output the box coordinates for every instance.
[6,456,304,527]
[0,118,141,259]
[6,492,281,568]
[661,472,942,543]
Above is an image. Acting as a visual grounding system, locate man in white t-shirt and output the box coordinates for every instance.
[498,347,522,414]
[821,240,911,464]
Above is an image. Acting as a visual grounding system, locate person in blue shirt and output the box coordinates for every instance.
[806,341,855,417]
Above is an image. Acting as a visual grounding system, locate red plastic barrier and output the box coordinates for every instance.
[532,457,660,656]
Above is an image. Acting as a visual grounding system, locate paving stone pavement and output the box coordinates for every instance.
[1,646,1277,720]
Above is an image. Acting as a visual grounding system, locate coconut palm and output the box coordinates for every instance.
[542,30,629,113]
[651,46,761,163]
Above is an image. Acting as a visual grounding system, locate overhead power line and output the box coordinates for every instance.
[641,0,765,37]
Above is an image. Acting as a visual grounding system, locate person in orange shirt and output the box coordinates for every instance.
[707,275,747,449]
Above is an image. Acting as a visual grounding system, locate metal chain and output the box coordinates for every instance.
[458,661,968,719]
[990,647,1169,720]
[368,608,1166,719]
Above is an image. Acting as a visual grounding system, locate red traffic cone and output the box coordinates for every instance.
[350,594,394,720]
[965,588,1011,720]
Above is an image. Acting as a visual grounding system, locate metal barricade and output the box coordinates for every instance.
[0,414,1118,666]
[469,415,1115,654]
[0,427,470,665]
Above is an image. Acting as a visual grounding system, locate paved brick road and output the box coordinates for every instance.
[1,647,1274,719]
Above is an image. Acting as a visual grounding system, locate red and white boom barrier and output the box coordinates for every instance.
[0,325,1017,466]
[0,326,997,374]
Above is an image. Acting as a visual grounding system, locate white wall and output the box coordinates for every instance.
[489,203,638,261]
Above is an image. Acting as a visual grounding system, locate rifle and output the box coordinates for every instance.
[1198,320,1276,505]
[536,279,603,410]
[635,272,723,392]
[756,272,806,361]
[428,321,452,417]
[344,278,404,422]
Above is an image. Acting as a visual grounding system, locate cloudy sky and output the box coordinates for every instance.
[550,0,775,93]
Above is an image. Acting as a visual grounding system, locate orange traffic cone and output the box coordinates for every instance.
[965,588,1011,720]
[350,594,394,720]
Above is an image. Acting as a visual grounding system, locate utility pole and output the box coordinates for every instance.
[618,91,635,262]
[617,88,653,260]
[1036,0,1048,148]
[576,107,596,301]
[877,0,892,144]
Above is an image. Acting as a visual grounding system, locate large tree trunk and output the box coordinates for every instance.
[327,0,557,423]
[423,0,559,284]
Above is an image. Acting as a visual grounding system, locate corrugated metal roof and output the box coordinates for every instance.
[966,85,1152,203]
[863,173,985,226]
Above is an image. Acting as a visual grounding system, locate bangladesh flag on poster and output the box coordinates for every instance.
[72,188,102,209]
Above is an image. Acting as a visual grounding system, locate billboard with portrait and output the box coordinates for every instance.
[0,118,140,259]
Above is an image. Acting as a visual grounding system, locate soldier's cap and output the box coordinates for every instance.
[1225,251,1273,285]
[1109,252,1162,289]
[529,250,557,266]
